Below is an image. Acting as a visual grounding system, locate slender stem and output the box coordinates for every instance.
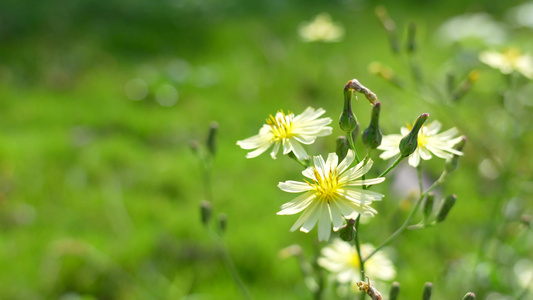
[417,164,423,195]
[346,131,367,299]
[363,170,448,262]
[347,132,360,163]
[288,152,311,168]
[354,215,367,300]
[354,216,365,279]
[212,231,253,300]
[379,155,403,178]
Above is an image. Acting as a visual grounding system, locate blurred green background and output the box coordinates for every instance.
[1,0,532,299]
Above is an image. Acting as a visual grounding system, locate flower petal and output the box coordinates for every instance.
[317,204,332,241]
[278,192,316,215]
[278,181,312,193]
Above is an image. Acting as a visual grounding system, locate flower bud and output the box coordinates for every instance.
[362,102,383,149]
[389,282,400,300]
[200,200,212,226]
[338,219,356,242]
[206,121,219,156]
[336,136,350,161]
[399,113,429,157]
[190,140,199,154]
[423,192,435,222]
[436,194,457,223]
[339,86,358,133]
[219,213,227,234]
[446,72,455,97]
[422,282,433,300]
[407,22,416,53]
[462,292,476,300]
[445,136,467,173]
[521,214,531,227]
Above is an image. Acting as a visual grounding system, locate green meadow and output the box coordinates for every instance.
[1,0,532,299]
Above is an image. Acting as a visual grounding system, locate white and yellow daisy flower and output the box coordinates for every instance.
[378,121,463,168]
[277,150,385,242]
[479,47,533,79]
[318,239,395,284]
[237,107,332,161]
[298,13,344,43]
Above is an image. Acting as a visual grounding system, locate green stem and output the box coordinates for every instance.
[417,164,423,195]
[288,152,311,168]
[346,129,367,298]
[379,155,404,178]
[212,231,252,300]
[347,131,360,163]
[363,170,448,262]
[354,216,367,300]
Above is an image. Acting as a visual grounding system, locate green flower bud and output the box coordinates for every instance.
[336,136,350,161]
[190,140,199,154]
[407,22,417,53]
[445,136,467,173]
[362,102,383,149]
[423,192,435,222]
[219,213,227,234]
[339,84,358,133]
[206,121,219,156]
[389,282,400,300]
[338,219,356,242]
[399,113,429,157]
[200,200,212,226]
[422,282,433,300]
[436,194,457,223]
[462,292,476,300]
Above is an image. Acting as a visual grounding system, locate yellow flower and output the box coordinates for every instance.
[479,47,533,78]
[298,13,344,43]
[277,150,385,241]
[318,239,395,284]
[237,107,332,161]
[378,121,463,167]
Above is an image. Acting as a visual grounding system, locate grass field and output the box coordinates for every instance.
[1,0,532,299]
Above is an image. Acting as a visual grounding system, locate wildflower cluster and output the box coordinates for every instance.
[237,78,466,298]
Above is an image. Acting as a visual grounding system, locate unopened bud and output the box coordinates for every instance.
[407,22,417,53]
[375,6,399,54]
[338,219,356,241]
[200,200,212,226]
[521,214,531,227]
[190,140,199,154]
[452,70,479,102]
[423,193,435,221]
[446,136,467,173]
[219,213,227,234]
[206,121,219,156]
[436,194,457,223]
[422,282,433,300]
[446,72,455,97]
[399,113,429,157]
[336,136,350,161]
[462,292,476,300]
[362,102,383,149]
[339,85,358,133]
[389,282,400,300]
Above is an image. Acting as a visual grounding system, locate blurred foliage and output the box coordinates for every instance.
[0,0,532,299]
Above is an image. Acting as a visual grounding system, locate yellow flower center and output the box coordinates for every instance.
[307,167,340,203]
[266,110,294,141]
[502,48,522,66]
[348,252,361,268]
[417,129,429,148]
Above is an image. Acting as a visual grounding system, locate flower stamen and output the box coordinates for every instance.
[306,167,340,203]
[266,110,294,140]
